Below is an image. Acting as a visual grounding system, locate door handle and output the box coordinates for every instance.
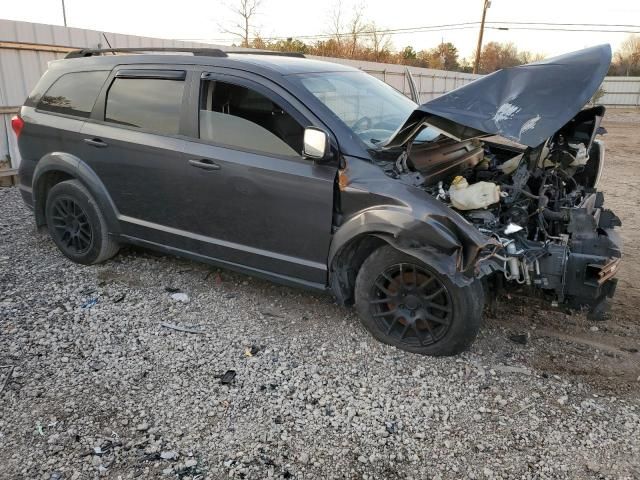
[188,159,221,171]
[83,138,108,148]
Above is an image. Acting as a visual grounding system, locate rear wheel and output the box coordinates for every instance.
[355,246,483,356]
[45,179,119,265]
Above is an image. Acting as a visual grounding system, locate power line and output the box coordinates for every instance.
[488,26,640,33]
[175,27,478,43]
[489,21,640,28]
[175,22,481,42]
[282,23,640,39]
[257,23,482,40]
[175,23,478,42]
[176,21,640,44]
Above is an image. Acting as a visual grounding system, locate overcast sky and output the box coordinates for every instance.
[2,0,639,59]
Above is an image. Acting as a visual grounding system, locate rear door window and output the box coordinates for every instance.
[105,77,185,135]
[38,71,109,118]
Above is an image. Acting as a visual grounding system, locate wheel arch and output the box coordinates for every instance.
[32,152,120,234]
[328,208,478,305]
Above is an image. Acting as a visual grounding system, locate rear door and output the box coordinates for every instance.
[180,69,338,286]
[80,66,192,239]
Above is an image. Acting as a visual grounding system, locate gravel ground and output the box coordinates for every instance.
[1,114,640,479]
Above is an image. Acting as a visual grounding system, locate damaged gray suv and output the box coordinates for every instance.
[15,44,621,356]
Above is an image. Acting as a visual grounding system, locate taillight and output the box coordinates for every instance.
[11,115,24,138]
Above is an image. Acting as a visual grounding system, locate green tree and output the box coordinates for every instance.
[270,38,309,54]
[421,42,460,71]
[402,46,417,60]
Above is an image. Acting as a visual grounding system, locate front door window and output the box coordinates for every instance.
[199,80,303,157]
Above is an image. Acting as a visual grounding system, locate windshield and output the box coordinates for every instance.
[293,71,439,148]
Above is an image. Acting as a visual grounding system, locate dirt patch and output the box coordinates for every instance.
[485,109,640,397]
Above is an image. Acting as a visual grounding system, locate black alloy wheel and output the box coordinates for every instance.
[354,246,483,356]
[368,262,453,348]
[45,179,120,265]
[50,197,94,254]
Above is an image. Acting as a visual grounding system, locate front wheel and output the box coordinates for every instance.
[354,246,484,356]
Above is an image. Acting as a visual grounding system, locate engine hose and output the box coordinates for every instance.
[537,192,549,211]
[537,175,569,221]
[556,167,579,191]
[537,211,564,241]
[500,184,540,200]
[542,209,568,221]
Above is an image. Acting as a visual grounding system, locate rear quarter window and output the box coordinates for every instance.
[37,71,109,118]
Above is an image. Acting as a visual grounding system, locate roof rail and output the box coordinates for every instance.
[64,47,306,59]
[65,47,228,59]
[226,50,305,58]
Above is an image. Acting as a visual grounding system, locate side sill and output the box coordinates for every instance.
[119,234,330,293]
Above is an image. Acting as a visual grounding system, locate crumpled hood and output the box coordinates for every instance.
[384,44,612,149]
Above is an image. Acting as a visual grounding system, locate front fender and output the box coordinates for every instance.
[32,152,120,233]
[330,155,498,283]
[329,206,481,283]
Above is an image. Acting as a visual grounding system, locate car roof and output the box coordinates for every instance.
[49,52,359,76]
[227,54,357,74]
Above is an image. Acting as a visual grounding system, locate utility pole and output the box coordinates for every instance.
[472,0,491,74]
[61,0,68,27]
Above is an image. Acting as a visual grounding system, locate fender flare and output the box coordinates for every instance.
[32,152,120,234]
[328,207,480,303]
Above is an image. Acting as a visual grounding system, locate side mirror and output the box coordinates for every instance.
[303,127,331,162]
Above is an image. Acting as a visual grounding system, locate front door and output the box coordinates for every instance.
[181,71,338,286]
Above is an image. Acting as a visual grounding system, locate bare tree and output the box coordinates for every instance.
[327,2,343,46]
[324,3,368,58]
[615,34,640,76]
[366,22,391,62]
[518,50,545,64]
[346,5,367,57]
[222,0,262,47]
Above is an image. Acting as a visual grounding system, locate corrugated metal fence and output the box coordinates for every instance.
[600,77,640,106]
[311,56,640,107]
[308,56,479,101]
[1,19,639,168]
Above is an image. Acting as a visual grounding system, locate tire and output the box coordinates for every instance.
[354,245,484,356]
[45,179,119,265]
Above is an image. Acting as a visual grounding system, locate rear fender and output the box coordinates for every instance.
[32,152,120,233]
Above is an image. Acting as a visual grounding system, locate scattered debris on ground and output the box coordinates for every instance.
[160,322,205,335]
[169,292,190,303]
[219,370,237,385]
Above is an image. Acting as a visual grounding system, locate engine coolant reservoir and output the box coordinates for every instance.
[448,176,501,210]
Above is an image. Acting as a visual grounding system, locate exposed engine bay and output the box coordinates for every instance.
[382,106,622,313]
